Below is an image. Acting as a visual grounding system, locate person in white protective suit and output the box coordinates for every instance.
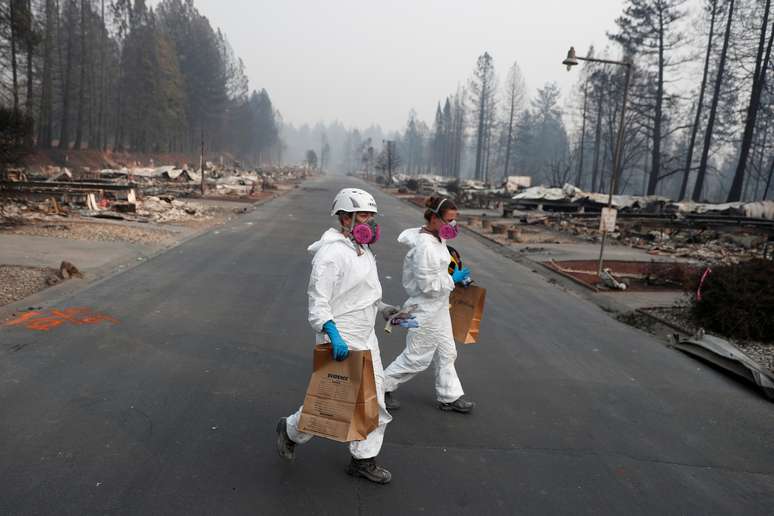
[276,188,409,485]
[382,196,475,413]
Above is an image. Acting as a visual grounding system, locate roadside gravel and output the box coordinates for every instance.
[1,221,179,245]
[0,265,58,307]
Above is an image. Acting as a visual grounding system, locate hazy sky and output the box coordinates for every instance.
[190,0,627,132]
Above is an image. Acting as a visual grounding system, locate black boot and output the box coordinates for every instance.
[439,396,475,414]
[347,457,392,484]
[384,391,400,410]
[276,417,296,460]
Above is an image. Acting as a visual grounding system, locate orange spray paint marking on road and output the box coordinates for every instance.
[3,308,119,332]
[3,311,45,327]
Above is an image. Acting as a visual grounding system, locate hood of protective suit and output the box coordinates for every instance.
[308,228,355,254]
[398,227,454,309]
[397,227,423,247]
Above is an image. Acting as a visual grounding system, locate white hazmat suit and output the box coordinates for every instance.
[285,228,392,459]
[383,228,465,403]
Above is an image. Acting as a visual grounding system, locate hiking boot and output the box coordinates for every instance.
[276,417,296,460]
[439,396,475,414]
[384,391,400,411]
[346,457,392,484]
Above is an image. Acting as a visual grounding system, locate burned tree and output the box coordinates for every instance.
[469,52,496,182]
[610,0,688,195]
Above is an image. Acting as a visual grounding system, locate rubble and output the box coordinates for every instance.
[376,172,518,210]
[600,268,627,290]
[136,196,212,223]
[528,212,773,265]
[507,183,774,221]
[0,160,308,310]
[2,163,309,240]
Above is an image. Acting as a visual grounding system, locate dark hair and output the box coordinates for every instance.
[424,196,457,222]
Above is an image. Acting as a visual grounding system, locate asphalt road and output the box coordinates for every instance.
[1,175,773,515]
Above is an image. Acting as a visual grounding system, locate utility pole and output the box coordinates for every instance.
[387,141,394,184]
[200,129,205,196]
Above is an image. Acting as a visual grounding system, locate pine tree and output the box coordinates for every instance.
[469,52,496,181]
[502,61,525,181]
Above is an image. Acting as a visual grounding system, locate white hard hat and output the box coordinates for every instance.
[330,188,378,216]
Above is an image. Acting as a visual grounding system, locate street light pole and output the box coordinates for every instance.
[597,63,631,277]
[563,47,633,278]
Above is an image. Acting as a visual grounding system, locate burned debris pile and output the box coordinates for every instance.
[388,176,773,267]
[1,163,309,228]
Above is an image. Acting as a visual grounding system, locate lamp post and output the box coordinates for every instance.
[563,46,632,278]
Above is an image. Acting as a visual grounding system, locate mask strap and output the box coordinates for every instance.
[431,199,453,225]
[345,213,365,255]
[430,198,448,216]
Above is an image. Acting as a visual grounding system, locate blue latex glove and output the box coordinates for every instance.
[398,319,419,329]
[390,314,418,328]
[451,265,471,284]
[323,320,349,361]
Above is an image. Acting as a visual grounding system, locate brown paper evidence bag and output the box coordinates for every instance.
[299,345,379,443]
[449,285,487,344]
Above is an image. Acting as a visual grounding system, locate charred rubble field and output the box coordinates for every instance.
[0,161,310,308]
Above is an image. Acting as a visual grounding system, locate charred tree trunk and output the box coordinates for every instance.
[752,124,768,200]
[647,10,666,195]
[74,0,87,150]
[96,0,106,149]
[38,0,55,147]
[474,94,486,181]
[482,113,493,184]
[727,0,773,201]
[10,0,20,118]
[503,91,516,180]
[575,80,589,188]
[114,70,124,150]
[763,155,774,200]
[679,0,717,200]
[59,1,76,150]
[694,0,735,201]
[24,0,34,147]
[591,90,604,193]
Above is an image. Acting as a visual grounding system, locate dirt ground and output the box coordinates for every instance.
[1,219,180,245]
